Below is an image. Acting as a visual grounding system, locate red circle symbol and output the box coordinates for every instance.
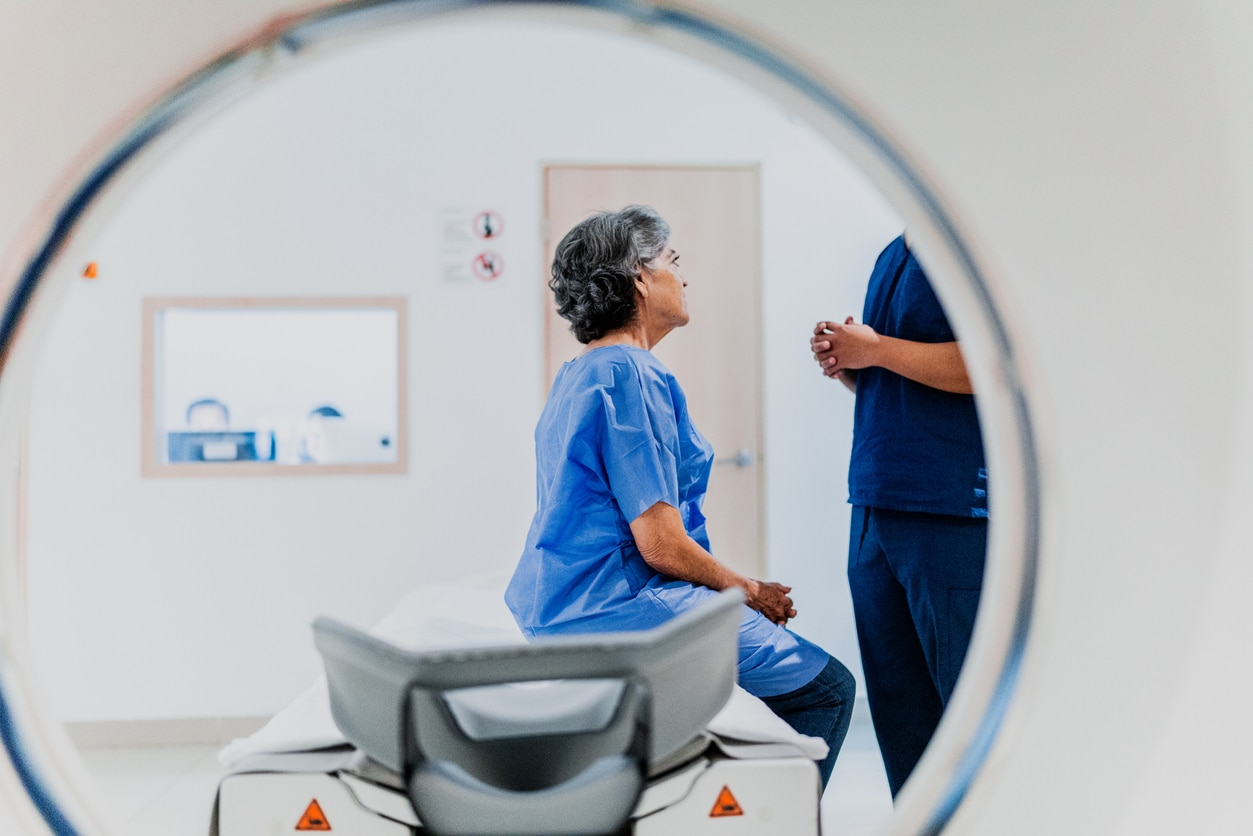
[473,210,504,240]
[472,251,503,281]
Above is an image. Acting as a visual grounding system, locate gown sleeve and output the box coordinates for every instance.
[595,359,683,524]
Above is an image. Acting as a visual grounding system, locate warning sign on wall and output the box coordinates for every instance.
[472,251,504,281]
[473,210,504,240]
[443,207,507,282]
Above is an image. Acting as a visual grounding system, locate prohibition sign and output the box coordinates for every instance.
[472,251,503,281]
[473,210,504,239]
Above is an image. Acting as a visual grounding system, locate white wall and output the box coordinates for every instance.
[24,18,900,722]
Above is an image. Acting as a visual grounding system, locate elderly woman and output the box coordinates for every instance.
[505,205,855,789]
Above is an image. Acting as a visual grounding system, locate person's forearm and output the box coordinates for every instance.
[812,319,971,395]
[629,501,797,623]
[637,526,749,592]
[873,337,973,394]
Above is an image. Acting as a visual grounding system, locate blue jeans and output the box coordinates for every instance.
[758,655,856,790]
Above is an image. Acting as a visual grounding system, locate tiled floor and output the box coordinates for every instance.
[73,715,893,835]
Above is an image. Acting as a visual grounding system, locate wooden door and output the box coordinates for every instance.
[542,165,763,580]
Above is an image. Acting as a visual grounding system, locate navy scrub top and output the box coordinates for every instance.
[848,236,988,518]
[506,344,828,697]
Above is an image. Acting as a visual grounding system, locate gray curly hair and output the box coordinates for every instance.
[549,205,670,344]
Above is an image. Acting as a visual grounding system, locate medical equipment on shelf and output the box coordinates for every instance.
[210,589,824,835]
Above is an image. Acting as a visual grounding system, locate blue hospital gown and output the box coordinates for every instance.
[505,344,828,697]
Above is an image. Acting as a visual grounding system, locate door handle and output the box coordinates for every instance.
[715,448,755,468]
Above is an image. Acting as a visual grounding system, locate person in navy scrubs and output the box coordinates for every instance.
[810,233,988,797]
[507,205,855,789]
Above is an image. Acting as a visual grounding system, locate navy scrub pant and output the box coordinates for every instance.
[847,506,987,798]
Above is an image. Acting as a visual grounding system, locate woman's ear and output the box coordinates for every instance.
[634,272,650,298]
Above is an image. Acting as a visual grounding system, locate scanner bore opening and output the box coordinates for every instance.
[0,3,1040,835]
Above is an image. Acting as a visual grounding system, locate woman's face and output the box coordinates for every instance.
[639,244,689,331]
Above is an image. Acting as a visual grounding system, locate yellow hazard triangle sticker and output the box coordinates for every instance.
[295,798,332,831]
[709,785,744,817]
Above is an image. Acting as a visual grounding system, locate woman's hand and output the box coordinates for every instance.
[745,579,798,625]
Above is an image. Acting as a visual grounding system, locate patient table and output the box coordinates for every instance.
[210,588,824,835]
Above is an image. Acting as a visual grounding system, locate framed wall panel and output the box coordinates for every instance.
[141,297,407,477]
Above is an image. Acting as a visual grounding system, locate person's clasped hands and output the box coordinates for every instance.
[810,316,880,378]
[745,579,797,625]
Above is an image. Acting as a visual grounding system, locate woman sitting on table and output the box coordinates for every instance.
[505,205,854,790]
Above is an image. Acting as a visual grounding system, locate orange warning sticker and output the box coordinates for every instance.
[709,785,744,818]
[295,798,332,831]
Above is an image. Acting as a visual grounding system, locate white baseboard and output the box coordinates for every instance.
[66,716,270,749]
